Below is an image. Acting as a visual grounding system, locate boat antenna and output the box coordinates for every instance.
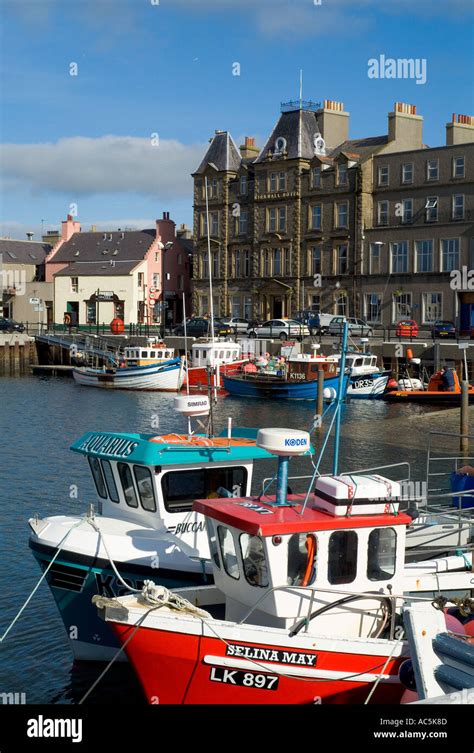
[332,321,349,475]
[204,176,215,343]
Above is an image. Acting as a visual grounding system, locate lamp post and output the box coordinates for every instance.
[160,240,174,339]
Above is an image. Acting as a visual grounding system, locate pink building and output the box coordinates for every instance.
[45,213,193,327]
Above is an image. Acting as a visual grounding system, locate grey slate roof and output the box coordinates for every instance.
[329,136,389,159]
[194,131,242,174]
[54,260,142,277]
[52,230,155,264]
[0,239,51,264]
[255,109,322,163]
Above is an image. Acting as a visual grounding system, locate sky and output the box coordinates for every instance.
[0,0,473,240]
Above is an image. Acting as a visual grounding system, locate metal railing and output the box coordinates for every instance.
[262,461,411,494]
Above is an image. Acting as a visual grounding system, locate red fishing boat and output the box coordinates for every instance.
[186,341,246,389]
[96,428,473,705]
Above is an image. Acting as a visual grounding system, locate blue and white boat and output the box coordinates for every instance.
[73,343,185,391]
[28,410,273,661]
[223,356,348,400]
[341,352,390,399]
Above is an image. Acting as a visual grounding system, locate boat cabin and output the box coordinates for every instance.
[70,429,273,557]
[192,429,411,638]
[286,357,338,381]
[123,344,175,367]
[191,342,242,368]
[332,353,381,376]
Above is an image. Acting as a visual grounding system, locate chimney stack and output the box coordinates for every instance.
[387,102,423,151]
[26,232,34,241]
[239,136,259,160]
[316,100,350,148]
[446,113,474,145]
[61,214,81,241]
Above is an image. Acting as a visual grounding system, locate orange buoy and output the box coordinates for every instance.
[406,348,413,361]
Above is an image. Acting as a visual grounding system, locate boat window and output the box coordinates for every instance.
[328,530,358,584]
[367,528,396,581]
[287,533,317,586]
[162,467,247,513]
[354,358,363,367]
[117,463,139,508]
[133,465,157,512]
[225,351,231,359]
[101,460,119,503]
[149,351,155,358]
[206,519,220,569]
[88,456,107,499]
[218,526,240,580]
[240,534,269,587]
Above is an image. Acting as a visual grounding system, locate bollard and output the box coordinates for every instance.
[460,381,469,455]
[316,368,325,430]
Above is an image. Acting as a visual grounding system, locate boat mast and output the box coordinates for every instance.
[332,321,349,475]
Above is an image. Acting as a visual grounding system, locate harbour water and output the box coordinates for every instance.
[0,375,469,704]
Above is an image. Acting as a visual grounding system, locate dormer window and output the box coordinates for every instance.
[311,166,321,188]
[274,136,287,156]
[337,163,348,185]
[313,133,326,155]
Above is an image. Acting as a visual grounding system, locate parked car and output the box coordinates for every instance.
[328,317,373,337]
[294,311,334,335]
[395,319,419,338]
[0,318,25,333]
[220,317,250,333]
[307,312,336,335]
[246,319,310,341]
[432,320,457,339]
[173,317,232,338]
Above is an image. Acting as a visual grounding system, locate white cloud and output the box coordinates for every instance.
[1,135,205,199]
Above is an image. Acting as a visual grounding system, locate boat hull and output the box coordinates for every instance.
[110,621,405,704]
[222,373,349,400]
[347,373,389,399]
[187,361,246,389]
[29,541,210,661]
[72,359,184,391]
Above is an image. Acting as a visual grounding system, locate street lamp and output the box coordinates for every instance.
[160,240,174,339]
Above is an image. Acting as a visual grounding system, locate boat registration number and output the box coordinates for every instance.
[209,667,279,690]
[353,378,374,389]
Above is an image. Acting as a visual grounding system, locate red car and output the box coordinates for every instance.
[395,319,419,338]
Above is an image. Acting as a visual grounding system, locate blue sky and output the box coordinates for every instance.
[1,0,473,239]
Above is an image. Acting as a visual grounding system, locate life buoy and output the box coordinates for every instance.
[150,287,156,294]
[301,534,316,587]
[149,292,156,300]
[64,313,72,326]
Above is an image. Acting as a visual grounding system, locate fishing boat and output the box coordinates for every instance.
[72,343,185,391]
[332,352,390,399]
[223,355,348,400]
[384,369,474,403]
[187,341,245,389]
[97,426,473,705]
[28,397,275,661]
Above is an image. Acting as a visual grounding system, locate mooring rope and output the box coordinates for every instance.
[0,516,85,644]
